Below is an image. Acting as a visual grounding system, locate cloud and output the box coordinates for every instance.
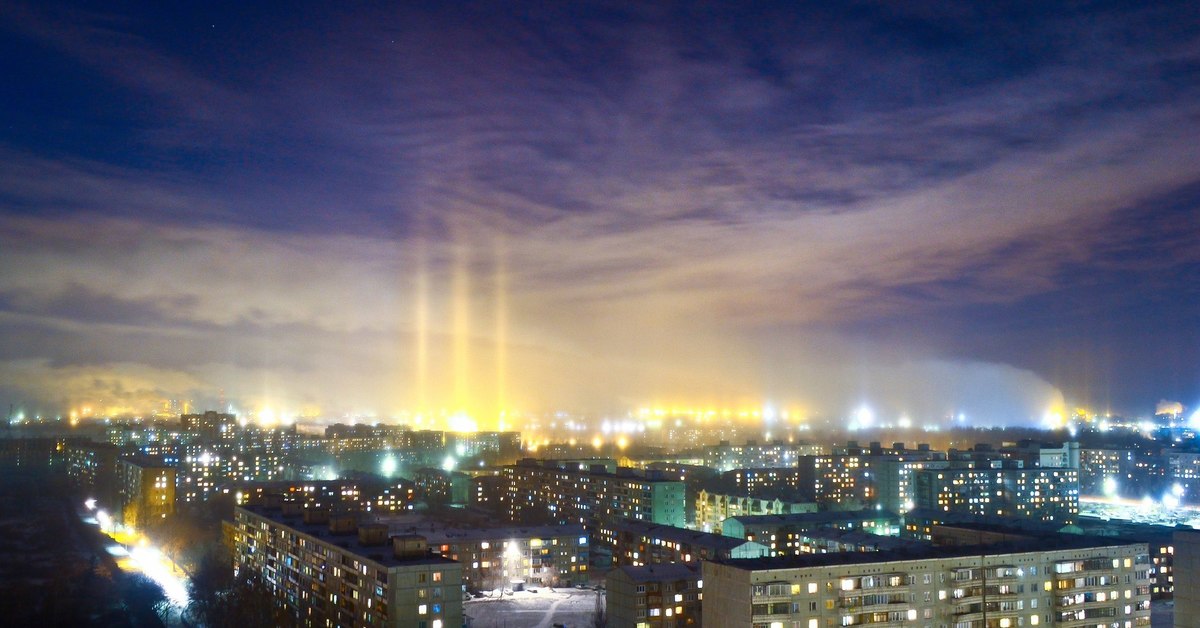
[1,1,1198,418]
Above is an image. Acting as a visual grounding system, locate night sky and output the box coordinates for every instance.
[1,1,1198,424]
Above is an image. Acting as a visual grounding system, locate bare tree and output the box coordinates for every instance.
[593,590,606,628]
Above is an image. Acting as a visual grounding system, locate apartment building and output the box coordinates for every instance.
[607,562,702,628]
[501,459,685,529]
[383,521,589,589]
[117,455,176,528]
[913,463,1080,525]
[696,488,818,534]
[232,505,463,628]
[702,536,1151,628]
[600,518,771,567]
[722,511,903,555]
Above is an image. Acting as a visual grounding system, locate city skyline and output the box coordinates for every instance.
[2,1,1199,425]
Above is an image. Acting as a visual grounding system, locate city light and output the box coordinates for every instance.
[95,509,113,533]
[848,405,874,431]
[2,4,1194,627]
[380,455,397,477]
[129,544,189,606]
[448,413,478,433]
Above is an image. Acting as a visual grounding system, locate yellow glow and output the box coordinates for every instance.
[448,413,478,433]
[494,237,508,424]
[415,239,430,415]
[452,242,470,415]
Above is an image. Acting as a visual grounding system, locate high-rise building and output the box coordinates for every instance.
[721,511,903,554]
[702,536,1151,628]
[501,459,686,529]
[695,487,818,534]
[180,411,237,441]
[412,468,470,505]
[1175,529,1200,628]
[607,562,702,628]
[913,463,1080,525]
[117,456,176,528]
[598,518,771,567]
[377,520,589,589]
[232,505,463,628]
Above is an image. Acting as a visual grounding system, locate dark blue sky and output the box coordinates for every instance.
[1,1,1198,423]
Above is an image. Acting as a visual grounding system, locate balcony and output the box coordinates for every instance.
[951,609,1024,625]
[952,588,1020,606]
[837,576,908,596]
[1058,617,1112,628]
[839,585,909,597]
[1054,576,1122,596]
[848,599,911,614]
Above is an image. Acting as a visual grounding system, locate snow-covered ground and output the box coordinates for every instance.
[464,587,603,628]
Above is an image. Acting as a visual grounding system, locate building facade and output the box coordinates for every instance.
[696,489,818,534]
[703,538,1152,628]
[607,563,702,628]
[233,505,463,628]
[384,521,589,589]
[913,463,1080,525]
[117,456,176,528]
[600,518,771,567]
[413,468,470,505]
[501,459,686,529]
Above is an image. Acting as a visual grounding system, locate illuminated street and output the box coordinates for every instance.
[84,500,189,621]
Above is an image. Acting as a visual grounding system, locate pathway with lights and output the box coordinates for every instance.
[80,499,191,625]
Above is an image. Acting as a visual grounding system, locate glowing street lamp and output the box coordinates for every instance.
[380,455,397,477]
[96,509,113,533]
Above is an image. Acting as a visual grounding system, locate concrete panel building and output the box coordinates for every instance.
[696,488,818,534]
[380,520,589,589]
[232,505,463,628]
[702,536,1151,628]
[501,459,686,529]
[607,562,702,628]
[117,455,176,528]
[1175,529,1200,628]
[600,518,771,567]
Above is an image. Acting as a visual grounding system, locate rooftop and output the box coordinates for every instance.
[727,510,900,527]
[796,528,927,552]
[611,562,700,583]
[905,508,1065,532]
[611,518,760,551]
[237,505,458,569]
[377,519,586,544]
[710,534,1146,572]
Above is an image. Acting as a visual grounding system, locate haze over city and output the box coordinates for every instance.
[7,4,1200,628]
[2,1,1199,428]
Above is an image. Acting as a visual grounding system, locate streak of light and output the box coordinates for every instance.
[415,238,430,415]
[129,544,189,606]
[494,237,508,426]
[452,242,470,415]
